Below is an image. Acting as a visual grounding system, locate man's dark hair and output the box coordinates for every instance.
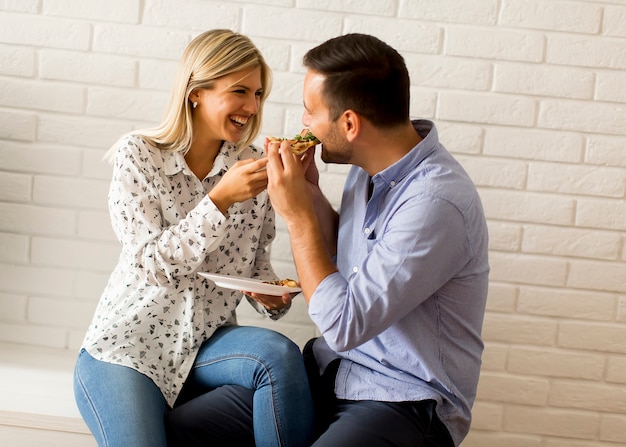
[302,33,410,128]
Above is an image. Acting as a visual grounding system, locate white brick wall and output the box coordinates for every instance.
[0,0,624,445]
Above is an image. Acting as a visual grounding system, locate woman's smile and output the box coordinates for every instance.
[230,114,250,129]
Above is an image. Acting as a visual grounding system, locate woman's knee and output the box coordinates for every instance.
[267,331,300,355]
[236,326,302,360]
[256,329,304,368]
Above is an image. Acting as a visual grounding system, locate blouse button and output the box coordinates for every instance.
[353,266,359,273]
[364,228,371,235]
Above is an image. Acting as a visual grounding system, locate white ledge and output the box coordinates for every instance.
[0,342,92,439]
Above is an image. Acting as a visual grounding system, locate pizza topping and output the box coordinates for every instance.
[268,129,320,155]
[263,279,299,288]
[293,130,319,143]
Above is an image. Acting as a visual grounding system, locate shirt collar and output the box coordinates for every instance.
[162,141,241,178]
[373,119,438,188]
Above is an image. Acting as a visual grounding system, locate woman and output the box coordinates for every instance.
[73,29,314,447]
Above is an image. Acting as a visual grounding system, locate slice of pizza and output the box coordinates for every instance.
[268,129,320,155]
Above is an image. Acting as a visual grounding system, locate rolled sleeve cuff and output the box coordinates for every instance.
[190,195,228,225]
[309,271,346,329]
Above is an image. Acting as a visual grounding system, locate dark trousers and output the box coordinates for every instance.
[303,338,456,447]
[166,384,255,446]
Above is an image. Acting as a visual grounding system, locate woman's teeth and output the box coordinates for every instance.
[230,116,248,127]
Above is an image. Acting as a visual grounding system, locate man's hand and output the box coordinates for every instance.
[264,138,338,302]
[300,146,320,187]
[264,139,316,223]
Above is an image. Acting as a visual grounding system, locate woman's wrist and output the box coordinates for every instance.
[208,190,232,215]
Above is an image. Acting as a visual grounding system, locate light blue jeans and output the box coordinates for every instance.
[74,325,314,447]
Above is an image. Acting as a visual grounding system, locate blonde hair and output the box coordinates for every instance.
[106,29,271,160]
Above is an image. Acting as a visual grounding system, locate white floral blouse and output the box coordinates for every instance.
[82,135,286,407]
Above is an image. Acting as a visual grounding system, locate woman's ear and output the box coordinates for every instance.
[189,89,200,104]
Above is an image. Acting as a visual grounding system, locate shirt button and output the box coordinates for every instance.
[364,228,371,234]
[353,266,359,273]
[390,181,396,186]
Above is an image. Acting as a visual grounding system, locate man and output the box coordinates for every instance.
[265,33,489,447]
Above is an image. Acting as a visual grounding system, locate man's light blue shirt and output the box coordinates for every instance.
[309,120,489,446]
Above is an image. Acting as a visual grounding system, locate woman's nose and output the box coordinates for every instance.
[244,94,260,114]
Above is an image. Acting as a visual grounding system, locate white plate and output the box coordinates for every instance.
[198,272,301,295]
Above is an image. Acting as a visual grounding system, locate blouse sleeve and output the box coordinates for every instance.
[108,136,228,286]
[251,199,277,280]
[245,200,291,319]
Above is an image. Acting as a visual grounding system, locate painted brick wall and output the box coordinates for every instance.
[0,0,625,445]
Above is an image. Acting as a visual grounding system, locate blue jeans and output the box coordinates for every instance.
[74,326,314,447]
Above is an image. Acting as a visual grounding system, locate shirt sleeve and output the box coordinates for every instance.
[108,137,229,286]
[309,195,472,352]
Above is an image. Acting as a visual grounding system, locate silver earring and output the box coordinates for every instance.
[192,101,198,109]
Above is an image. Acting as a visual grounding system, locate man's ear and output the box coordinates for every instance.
[340,109,360,143]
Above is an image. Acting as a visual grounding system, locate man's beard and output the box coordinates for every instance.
[320,127,351,165]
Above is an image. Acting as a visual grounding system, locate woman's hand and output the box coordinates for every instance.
[209,157,269,214]
[243,291,296,311]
